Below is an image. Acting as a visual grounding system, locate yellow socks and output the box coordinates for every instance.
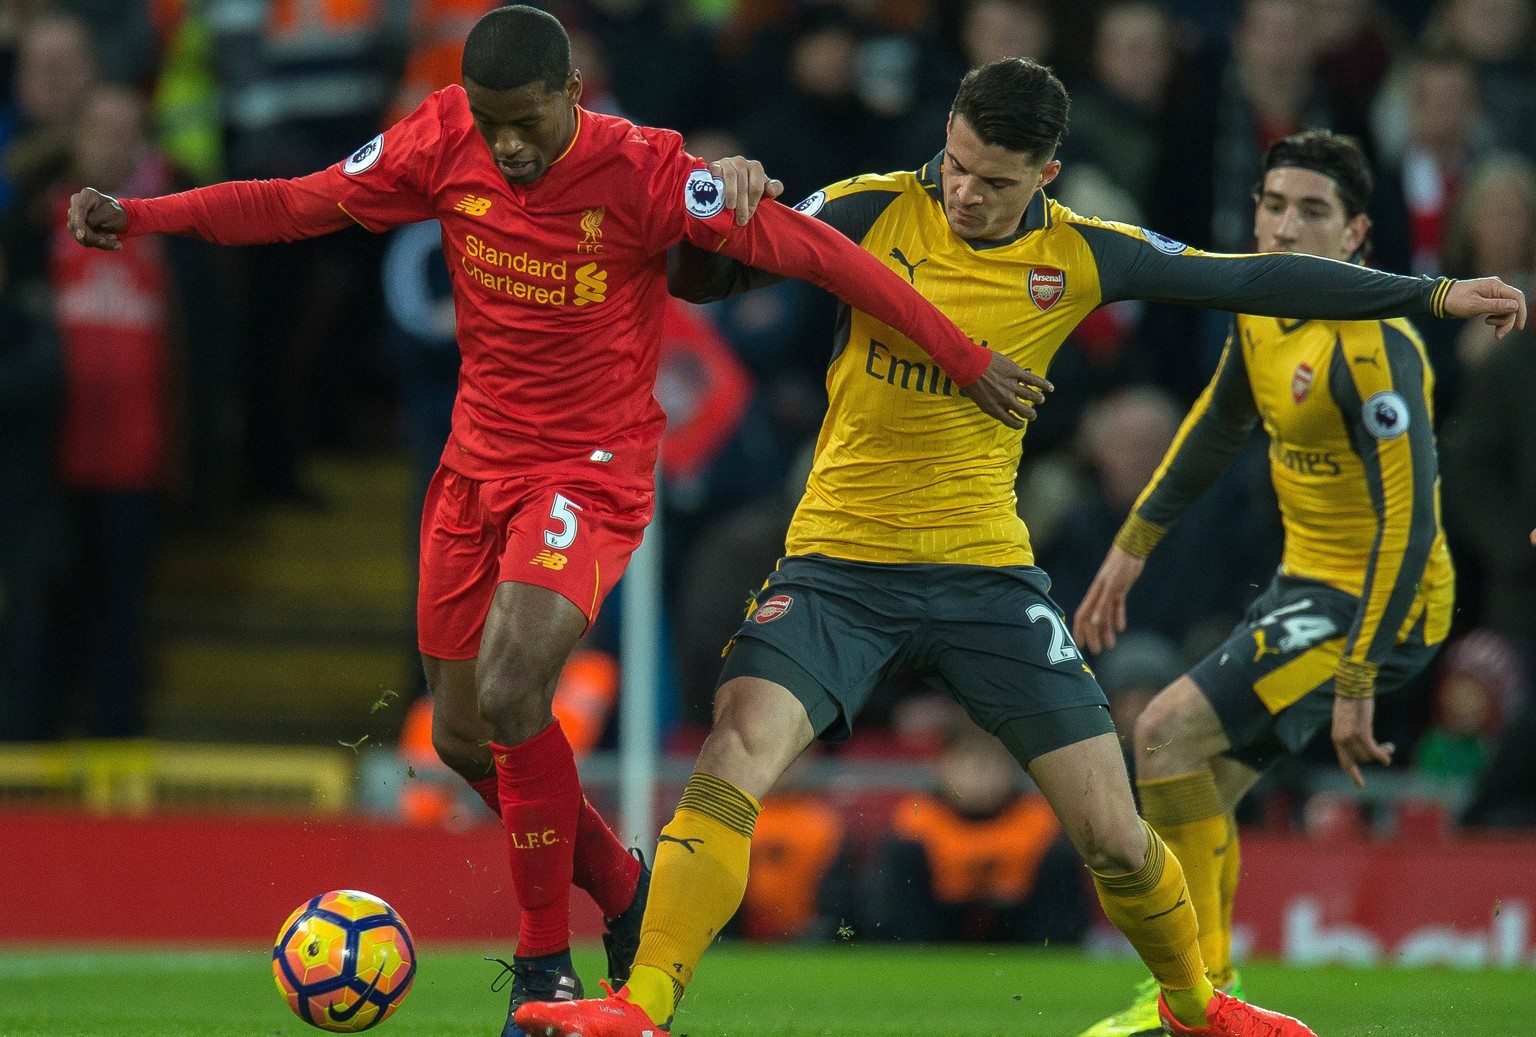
[1140,770,1236,988]
[626,772,760,1025]
[1217,814,1241,988]
[1091,819,1214,1027]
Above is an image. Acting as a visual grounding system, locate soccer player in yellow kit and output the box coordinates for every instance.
[1072,129,1468,1037]
[518,63,1525,1037]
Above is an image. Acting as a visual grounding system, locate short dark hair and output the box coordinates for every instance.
[461,5,571,92]
[950,58,1070,160]
[1261,129,1374,219]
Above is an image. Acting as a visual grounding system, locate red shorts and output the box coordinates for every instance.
[417,465,651,659]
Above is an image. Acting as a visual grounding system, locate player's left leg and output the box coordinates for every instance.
[423,655,646,982]
[1133,675,1255,993]
[1030,732,1314,1037]
[925,566,1310,1036]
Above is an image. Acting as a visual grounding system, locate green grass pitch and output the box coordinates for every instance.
[0,942,1528,1036]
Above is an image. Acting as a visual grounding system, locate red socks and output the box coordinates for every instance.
[482,725,641,946]
[491,723,581,957]
[573,796,642,919]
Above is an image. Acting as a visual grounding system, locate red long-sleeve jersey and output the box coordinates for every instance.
[119,86,990,489]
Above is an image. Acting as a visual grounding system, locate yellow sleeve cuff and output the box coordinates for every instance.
[1430,277,1455,319]
[1113,513,1166,559]
[1334,658,1379,699]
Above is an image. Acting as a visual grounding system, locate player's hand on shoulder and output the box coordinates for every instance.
[1073,547,1143,654]
[67,186,127,251]
[708,157,784,226]
[1330,694,1393,789]
[959,350,1051,430]
[1444,276,1527,339]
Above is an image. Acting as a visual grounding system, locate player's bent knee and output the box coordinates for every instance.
[430,725,490,778]
[1077,818,1152,875]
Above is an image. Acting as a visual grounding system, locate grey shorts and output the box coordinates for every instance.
[1190,573,1443,771]
[719,554,1113,764]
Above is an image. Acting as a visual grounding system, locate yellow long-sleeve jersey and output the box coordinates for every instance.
[1119,313,1454,668]
[670,153,1454,574]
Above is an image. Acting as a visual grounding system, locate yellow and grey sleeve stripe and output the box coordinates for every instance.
[1429,277,1455,319]
[1114,513,1167,559]
[678,771,761,838]
[1335,658,1379,699]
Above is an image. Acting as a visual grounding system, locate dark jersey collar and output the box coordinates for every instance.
[918,149,1050,250]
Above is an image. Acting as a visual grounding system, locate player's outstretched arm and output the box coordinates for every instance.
[68,187,126,251]
[1444,276,1528,338]
[1072,546,1146,654]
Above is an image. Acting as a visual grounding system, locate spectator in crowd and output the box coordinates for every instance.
[1,10,98,264]
[1419,0,1536,160]
[1414,630,1524,781]
[45,85,177,738]
[209,0,402,504]
[959,0,1053,70]
[1311,0,1399,136]
[733,8,880,198]
[0,244,66,741]
[1036,386,1271,652]
[1370,47,1489,277]
[51,0,155,88]
[1159,0,1338,254]
[1146,0,1341,390]
[1441,153,1536,366]
[1443,274,1536,653]
[580,0,719,134]
[862,716,1091,945]
[1054,1,1180,225]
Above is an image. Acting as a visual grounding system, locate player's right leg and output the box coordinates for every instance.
[422,655,647,984]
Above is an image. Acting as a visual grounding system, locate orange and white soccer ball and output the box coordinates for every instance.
[272,890,416,1032]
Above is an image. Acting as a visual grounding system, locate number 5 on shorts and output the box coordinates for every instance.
[1027,603,1082,665]
[545,493,583,549]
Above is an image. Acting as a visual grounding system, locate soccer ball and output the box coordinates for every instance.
[272,889,417,1032]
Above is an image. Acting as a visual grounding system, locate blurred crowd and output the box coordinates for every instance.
[1,0,1535,836]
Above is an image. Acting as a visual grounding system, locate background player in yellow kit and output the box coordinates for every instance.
[1072,129,1462,1037]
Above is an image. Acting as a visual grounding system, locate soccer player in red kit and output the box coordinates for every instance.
[66,7,1045,1035]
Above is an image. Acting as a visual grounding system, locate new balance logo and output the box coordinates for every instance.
[530,550,568,570]
[889,246,928,284]
[658,834,704,853]
[454,195,493,216]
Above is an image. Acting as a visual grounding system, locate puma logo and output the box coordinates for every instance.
[658,834,704,853]
[889,247,928,284]
[1142,893,1189,922]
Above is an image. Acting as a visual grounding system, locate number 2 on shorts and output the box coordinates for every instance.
[1027,603,1082,664]
[544,493,583,549]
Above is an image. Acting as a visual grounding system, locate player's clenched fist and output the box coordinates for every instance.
[67,186,127,251]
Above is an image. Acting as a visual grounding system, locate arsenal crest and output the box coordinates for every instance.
[753,594,793,624]
[1028,267,1065,311]
[1291,362,1314,403]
